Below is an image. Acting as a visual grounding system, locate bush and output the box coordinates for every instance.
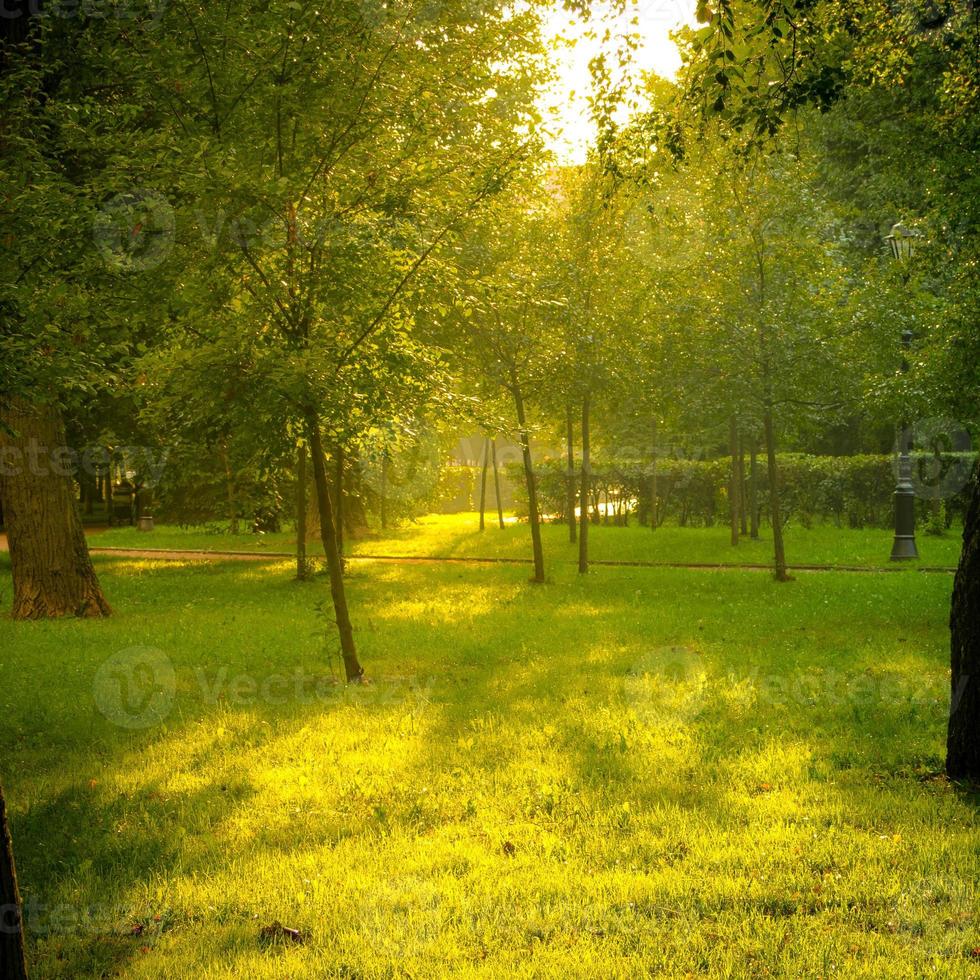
[506,452,977,530]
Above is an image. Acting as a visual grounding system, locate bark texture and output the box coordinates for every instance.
[0,398,110,619]
[947,461,980,779]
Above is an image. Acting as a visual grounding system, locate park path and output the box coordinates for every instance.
[42,544,964,574]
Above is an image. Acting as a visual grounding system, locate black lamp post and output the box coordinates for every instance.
[884,222,921,561]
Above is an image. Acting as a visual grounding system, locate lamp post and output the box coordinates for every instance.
[884,222,921,561]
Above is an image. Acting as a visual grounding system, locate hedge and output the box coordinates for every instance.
[506,453,977,530]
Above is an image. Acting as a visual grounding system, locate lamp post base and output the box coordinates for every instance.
[890,534,919,561]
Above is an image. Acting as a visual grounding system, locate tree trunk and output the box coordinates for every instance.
[491,439,504,530]
[579,393,591,574]
[650,416,658,531]
[479,437,489,532]
[380,449,389,531]
[0,780,28,980]
[947,461,980,779]
[305,413,363,682]
[565,407,577,544]
[295,443,309,580]
[333,444,345,559]
[511,380,545,583]
[749,441,760,539]
[729,414,740,547]
[0,399,110,619]
[738,433,748,536]
[219,442,238,534]
[763,408,789,581]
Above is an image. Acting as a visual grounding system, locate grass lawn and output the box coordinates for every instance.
[90,512,965,569]
[1,547,977,978]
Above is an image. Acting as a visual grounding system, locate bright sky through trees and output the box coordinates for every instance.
[541,0,697,163]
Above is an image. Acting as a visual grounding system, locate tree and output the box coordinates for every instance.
[0,779,28,980]
[0,399,110,618]
[947,464,980,779]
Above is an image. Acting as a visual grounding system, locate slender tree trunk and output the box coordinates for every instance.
[749,441,760,539]
[479,437,489,531]
[738,433,748,536]
[0,780,28,980]
[763,408,789,581]
[729,414,740,547]
[947,461,980,779]
[511,380,545,583]
[295,443,308,580]
[305,413,363,681]
[579,393,591,574]
[219,442,238,534]
[333,444,345,558]
[0,399,110,619]
[650,416,658,531]
[565,407,577,544]
[380,448,389,531]
[491,439,504,530]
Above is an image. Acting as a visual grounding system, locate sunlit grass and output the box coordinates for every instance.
[0,551,976,978]
[91,512,965,569]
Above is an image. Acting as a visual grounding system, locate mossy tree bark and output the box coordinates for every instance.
[0,398,110,619]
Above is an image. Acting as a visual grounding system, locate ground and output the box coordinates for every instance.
[77,513,965,569]
[0,517,977,978]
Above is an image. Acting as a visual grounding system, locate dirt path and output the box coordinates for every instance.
[62,545,955,574]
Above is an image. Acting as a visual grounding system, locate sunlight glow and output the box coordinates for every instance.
[541,0,698,164]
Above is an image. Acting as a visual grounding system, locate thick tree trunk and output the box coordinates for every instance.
[295,443,309,580]
[749,441,760,539]
[579,393,590,574]
[305,413,363,682]
[511,380,545,583]
[491,439,504,530]
[0,780,28,980]
[763,408,789,581]
[479,437,489,532]
[0,399,110,619]
[729,414,740,547]
[947,461,980,779]
[565,407,577,544]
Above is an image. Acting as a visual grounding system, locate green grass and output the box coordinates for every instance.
[92,512,965,569]
[0,547,977,978]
